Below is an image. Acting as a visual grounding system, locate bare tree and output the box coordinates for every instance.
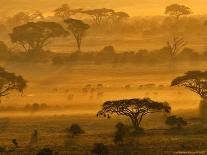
[166,36,186,63]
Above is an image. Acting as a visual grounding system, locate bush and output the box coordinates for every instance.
[166,115,187,129]
[67,124,85,137]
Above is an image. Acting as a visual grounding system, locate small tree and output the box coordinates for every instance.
[165,4,192,20]
[97,98,171,133]
[91,143,109,155]
[113,122,129,145]
[10,21,68,54]
[166,115,187,129]
[64,18,90,52]
[67,124,84,137]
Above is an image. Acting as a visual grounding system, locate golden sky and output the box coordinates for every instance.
[0,0,207,16]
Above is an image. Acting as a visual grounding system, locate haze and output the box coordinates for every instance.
[1,0,207,16]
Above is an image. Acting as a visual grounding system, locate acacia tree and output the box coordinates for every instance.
[165,4,192,20]
[64,18,90,52]
[171,71,207,118]
[97,98,171,132]
[10,21,68,54]
[82,8,114,25]
[0,67,26,102]
[54,4,82,20]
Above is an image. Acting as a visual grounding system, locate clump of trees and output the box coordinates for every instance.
[97,98,171,134]
[166,115,187,129]
[171,71,207,119]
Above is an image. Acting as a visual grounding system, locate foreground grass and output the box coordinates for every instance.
[0,115,207,155]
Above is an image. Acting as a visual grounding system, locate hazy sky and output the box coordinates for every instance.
[0,0,207,16]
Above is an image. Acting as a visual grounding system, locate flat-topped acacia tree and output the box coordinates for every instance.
[0,67,26,102]
[171,71,207,118]
[97,98,171,133]
[165,4,192,20]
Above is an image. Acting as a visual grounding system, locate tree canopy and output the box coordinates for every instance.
[97,98,171,132]
[10,21,68,53]
[171,71,207,98]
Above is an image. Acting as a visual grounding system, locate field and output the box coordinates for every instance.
[0,63,205,154]
[0,114,207,155]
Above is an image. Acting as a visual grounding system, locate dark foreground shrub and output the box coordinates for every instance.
[91,143,109,155]
[36,148,55,155]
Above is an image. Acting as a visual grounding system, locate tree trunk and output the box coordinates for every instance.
[130,117,143,134]
[199,97,207,120]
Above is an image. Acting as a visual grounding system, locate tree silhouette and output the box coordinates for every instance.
[97,98,171,133]
[165,4,192,20]
[165,115,187,129]
[113,122,129,145]
[64,18,89,52]
[171,71,207,118]
[0,67,26,102]
[83,8,114,25]
[10,21,68,54]
[91,143,109,155]
[54,4,82,20]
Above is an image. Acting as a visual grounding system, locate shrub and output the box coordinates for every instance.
[67,124,85,137]
[166,115,187,129]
